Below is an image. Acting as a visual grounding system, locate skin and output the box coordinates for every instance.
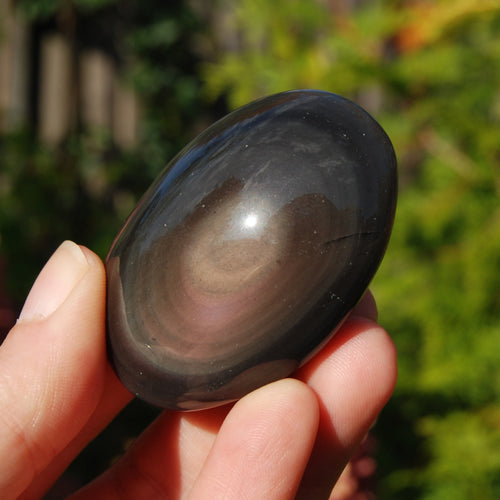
[0,241,397,499]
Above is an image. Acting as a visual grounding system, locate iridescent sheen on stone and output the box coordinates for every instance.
[106,89,397,410]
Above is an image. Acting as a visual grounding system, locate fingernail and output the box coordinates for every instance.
[351,291,378,322]
[18,241,89,322]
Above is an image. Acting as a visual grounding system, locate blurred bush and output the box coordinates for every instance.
[1,0,500,498]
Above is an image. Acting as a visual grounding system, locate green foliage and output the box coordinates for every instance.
[17,0,118,20]
[0,130,145,299]
[201,1,500,498]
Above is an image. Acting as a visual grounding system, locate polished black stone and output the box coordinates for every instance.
[106,89,397,410]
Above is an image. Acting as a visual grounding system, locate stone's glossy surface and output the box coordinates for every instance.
[106,89,397,410]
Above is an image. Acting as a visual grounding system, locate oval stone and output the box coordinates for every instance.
[106,89,397,410]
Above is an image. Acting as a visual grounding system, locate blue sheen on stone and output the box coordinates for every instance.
[106,89,397,410]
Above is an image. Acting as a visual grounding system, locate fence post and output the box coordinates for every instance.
[38,33,73,145]
[0,0,30,132]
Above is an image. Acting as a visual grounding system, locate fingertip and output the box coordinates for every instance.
[372,322,398,407]
[221,378,320,463]
[78,244,105,271]
[351,289,378,322]
[234,377,319,422]
[18,241,90,323]
[296,315,398,449]
[189,379,319,499]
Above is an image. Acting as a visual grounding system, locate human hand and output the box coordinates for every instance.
[0,241,397,499]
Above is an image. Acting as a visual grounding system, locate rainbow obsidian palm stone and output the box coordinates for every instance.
[106,89,397,410]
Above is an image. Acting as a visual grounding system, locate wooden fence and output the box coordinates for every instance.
[0,0,139,149]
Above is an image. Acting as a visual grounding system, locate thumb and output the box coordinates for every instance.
[0,241,107,499]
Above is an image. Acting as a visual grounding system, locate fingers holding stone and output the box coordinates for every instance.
[295,317,397,498]
[71,379,319,500]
